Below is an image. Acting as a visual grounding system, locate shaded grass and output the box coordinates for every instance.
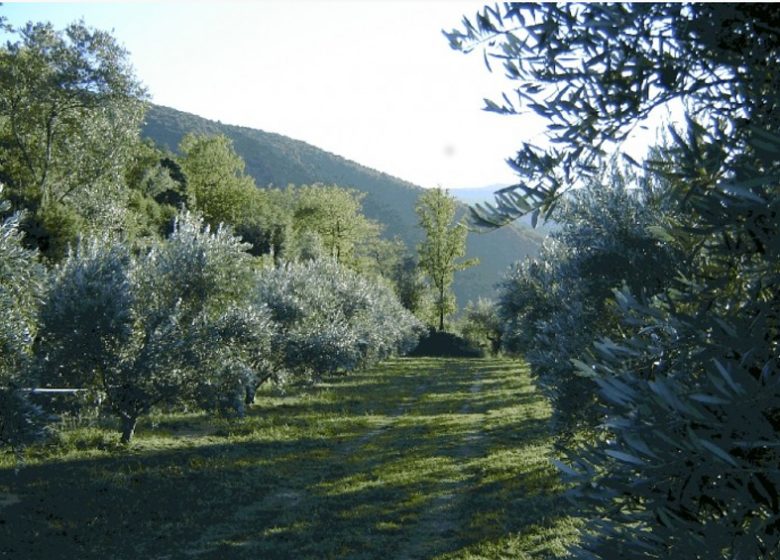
[0,357,579,559]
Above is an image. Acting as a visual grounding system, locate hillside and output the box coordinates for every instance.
[142,105,542,304]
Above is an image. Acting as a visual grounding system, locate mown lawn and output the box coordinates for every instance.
[0,357,580,559]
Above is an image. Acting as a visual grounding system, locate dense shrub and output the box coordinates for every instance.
[407,329,483,358]
[0,190,49,449]
[457,298,502,355]
[497,168,680,438]
[254,258,422,379]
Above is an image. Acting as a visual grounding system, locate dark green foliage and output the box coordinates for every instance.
[450,3,780,557]
[408,329,483,358]
[458,298,503,355]
[0,388,50,451]
[25,201,85,262]
[123,140,189,242]
[177,133,299,261]
[568,287,780,558]
[0,20,146,257]
[390,254,428,315]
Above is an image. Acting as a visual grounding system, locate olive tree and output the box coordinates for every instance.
[449,3,780,557]
[254,259,422,380]
[0,187,48,449]
[37,212,271,443]
[498,166,680,439]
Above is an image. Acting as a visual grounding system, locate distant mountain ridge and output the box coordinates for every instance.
[142,105,542,304]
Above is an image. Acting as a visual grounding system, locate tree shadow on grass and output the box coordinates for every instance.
[0,357,575,560]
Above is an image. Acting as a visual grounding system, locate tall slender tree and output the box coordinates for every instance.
[415,187,476,331]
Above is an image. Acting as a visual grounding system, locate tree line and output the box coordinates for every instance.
[0,17,480,447]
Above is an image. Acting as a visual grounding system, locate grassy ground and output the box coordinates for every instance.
[0,357,579,559]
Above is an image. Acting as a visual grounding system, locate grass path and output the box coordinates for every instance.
[0,358,579,559]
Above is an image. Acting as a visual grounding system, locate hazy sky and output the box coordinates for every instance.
[2,2,661,190]
[3,1,550,189]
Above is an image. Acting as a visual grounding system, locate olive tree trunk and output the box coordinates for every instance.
[120,413,138,445]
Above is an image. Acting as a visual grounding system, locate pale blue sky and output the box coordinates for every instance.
[2,2,659,189]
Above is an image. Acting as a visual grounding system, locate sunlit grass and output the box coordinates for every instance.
[0,357,579,559]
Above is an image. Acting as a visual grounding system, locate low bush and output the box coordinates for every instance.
[254,259,423,379]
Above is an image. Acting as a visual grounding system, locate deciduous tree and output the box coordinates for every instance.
[0,20,146,255]
[178,133,256,225]
[415,187,476,331]
[289,184,382,269]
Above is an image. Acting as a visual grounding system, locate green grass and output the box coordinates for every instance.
[0,357,580,559]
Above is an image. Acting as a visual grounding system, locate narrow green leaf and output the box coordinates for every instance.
[605,449,644,466]
[551,458,581,477]
[713,359,743,395]
[699,439,738,467]
[690,393,730,405]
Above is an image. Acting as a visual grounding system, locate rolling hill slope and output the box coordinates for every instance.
[142,105,541,305]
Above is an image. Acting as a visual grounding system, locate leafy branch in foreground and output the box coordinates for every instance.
[451,3,780,557]
[445,3,780,225]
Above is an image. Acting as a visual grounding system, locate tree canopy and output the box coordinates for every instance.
[289,184,383,269]
[0,20,146,255]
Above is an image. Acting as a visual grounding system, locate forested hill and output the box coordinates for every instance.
[142,104,542,304]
